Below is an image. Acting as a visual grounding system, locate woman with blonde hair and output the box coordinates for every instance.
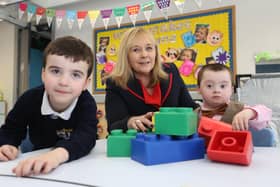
[105,27,197,132]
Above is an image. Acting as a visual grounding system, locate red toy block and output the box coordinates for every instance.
[198,117,232,146]
[207,131,253,165]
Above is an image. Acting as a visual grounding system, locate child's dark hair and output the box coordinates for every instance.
[43,36,93,78]
[197,63,233,87]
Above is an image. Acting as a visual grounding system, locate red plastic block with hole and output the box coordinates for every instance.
[207,131,253,165]
[198,117,232,146]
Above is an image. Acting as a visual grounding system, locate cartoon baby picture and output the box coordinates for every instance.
[207,30,223,46]
[161,48,179,63]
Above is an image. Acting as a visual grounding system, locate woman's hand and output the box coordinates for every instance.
[127,112,154,132]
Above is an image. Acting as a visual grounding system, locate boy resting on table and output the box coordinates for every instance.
[0,36,98,176]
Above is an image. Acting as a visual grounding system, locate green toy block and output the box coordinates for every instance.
[107,129,137,157]
[154,107,197,136]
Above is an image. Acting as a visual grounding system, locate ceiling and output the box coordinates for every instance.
[29,0,88,8]
[0,0,91,26]
[0,0,22,6]
[0,0,88,8]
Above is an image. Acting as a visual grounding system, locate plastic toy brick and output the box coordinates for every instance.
[107,129,137,157]
[154,107,198,136]
[249,127,275,147]
[207,131,253,165]
[131,133,205,165]
[198,117,232,146]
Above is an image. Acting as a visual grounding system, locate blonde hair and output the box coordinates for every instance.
[107,27,167,89]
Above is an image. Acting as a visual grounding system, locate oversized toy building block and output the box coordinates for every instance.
[198,117,232,146]
[207,131,253,165]
[154,107,197,136]
[131,133,205,165]
[107,129,137,157]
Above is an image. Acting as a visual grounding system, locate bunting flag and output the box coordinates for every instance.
[56,10,65,29]
[174,0,185,14]
[36,7,45,25]
[18,2,27,20]
[15,0,210,30]
[100,9,112,30]
[127,5,140,26]
[77,11,87,30]
[217,0,222,3]
[113,7,125,28]
[66,10,76,29]
[46,9,55,27]
[156,0,171,20]
[27,4,36,22]
[88,10,99,29]
[141,1,154,23]
[194,0,202,8]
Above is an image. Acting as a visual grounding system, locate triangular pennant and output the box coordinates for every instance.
[127,5,140,26]
[56,17,63,29]
[18,2,27,20]
[55,10,65,29]
[36,7,45,25]
[27,4,36,22]
[141,1,154,23]
[46,9,55,27]
[143,11,152,23]
[77,11,87,30]
[115,16,123,28]
[113,7,125,28]
[66,10,76,29]
[174,0,185,14]
[156,0,171,20]
[102,18,110,30]
[36,15,42,25]
[100,9,112,30]
[194,0,202,8]
[88,10,99,29]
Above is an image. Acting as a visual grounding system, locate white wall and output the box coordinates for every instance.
[0,22,18,111]
[1,0,280,107]
[54,0,280,102]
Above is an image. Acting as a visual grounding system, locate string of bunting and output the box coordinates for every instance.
[18,0,223,30]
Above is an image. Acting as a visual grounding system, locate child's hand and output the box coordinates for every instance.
[0,145,18,161]
[12,147,69,177]
[232,109,256,131]
[127,112,154,132]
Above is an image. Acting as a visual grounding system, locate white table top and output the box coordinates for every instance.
[1,139,279,187]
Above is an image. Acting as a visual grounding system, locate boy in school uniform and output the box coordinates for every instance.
[0,36,98,176]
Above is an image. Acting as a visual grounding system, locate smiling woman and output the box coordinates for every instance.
[104,27,198,133]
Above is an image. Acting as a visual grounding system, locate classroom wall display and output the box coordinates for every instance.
[93,6,236,93]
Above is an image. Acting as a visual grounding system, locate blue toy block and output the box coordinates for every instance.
[154,107,198,136]
[131,133,205,165]
[249,127,275,147]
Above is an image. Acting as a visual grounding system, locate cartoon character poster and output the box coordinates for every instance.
[93,6,235,93]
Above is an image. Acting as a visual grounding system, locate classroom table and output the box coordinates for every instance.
[0,139,279,187]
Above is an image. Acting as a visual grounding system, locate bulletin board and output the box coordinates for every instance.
[93,6,236,94]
